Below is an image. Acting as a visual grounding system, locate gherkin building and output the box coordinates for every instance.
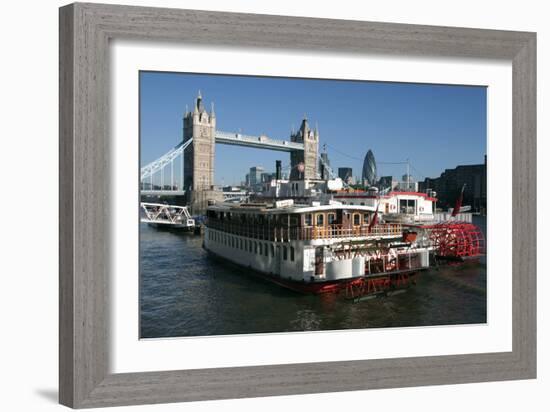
[362,149,377,186]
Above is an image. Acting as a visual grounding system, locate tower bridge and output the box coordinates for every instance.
[141,91,324,214]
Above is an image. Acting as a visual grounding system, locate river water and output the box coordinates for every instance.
[140,216,486,338]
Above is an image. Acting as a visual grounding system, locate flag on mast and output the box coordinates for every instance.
[369,200,380,232]
[452,184,466,217]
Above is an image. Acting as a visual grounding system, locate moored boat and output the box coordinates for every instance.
[204,197,431,295]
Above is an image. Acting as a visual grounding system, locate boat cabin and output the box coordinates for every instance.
[206,203,401,242]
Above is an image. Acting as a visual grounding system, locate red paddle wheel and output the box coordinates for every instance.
[427,222,485,259]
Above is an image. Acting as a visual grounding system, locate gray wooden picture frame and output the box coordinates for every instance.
[59,2,536,408]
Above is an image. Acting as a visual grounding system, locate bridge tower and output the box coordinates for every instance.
[290,117,319,180]
[183,90,216,191]
[183,91,223,213]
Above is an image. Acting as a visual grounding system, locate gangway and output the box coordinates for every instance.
[140,202,195,230]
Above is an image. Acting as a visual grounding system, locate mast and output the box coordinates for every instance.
[406,158,410,190]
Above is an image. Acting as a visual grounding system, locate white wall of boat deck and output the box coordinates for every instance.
[205,229,310,280]
[0,1,548,412]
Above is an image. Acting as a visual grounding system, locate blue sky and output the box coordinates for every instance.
[140,71,486,186]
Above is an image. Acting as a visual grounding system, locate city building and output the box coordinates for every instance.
[248,166,264,188]
[261,172,276,184]
[362,149,377,186]
[338,167,353,184]
[419,156,487,213]
[318,152,331,180]
[377,175,397,192]
[245,166,284,192]
[398,174,418,191]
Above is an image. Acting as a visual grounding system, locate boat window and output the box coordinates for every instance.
[364,213,370,225]
[289,214,299,226]
[399,198,416,214]
[360,202,365,206]
[281,214,289,226]
[248,240,251,252]
[304,213,312,226]
[353,213,361,226]
[254,241,258,254]
[328,213,336,225]
[264,243,268,256]
[290,247,295,261]
[271,244,275,257]
[316,213,324,226]
[259,242,263,255]
[283,246,288,260]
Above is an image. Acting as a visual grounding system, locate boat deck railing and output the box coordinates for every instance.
[206,220,403,242]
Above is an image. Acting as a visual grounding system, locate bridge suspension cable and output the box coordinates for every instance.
[140,138,193,191]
